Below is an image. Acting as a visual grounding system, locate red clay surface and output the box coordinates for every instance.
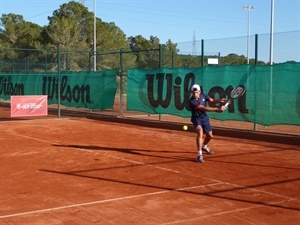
[0,104,300,225]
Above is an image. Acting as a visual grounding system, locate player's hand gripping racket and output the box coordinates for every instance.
[224,85,246,109]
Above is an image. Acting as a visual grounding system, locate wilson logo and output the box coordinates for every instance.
[146,72,248,113]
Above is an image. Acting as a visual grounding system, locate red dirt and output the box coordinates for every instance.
[1,103,300,225]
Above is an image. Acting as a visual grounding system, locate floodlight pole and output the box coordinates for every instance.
[243,5,254,64]
[269,0,274,65]
[93,0,97,71]
[269,0,275,111]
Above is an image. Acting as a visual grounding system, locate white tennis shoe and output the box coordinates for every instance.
[197,155,204,163]
[202,147,214,154]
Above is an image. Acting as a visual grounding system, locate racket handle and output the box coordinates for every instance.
[224,102,229,108]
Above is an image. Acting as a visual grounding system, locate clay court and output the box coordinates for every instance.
[0,104,299,225]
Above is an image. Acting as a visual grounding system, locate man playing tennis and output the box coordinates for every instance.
[189,84,227,163]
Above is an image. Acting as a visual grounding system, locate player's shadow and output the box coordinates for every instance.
[53,144,191,161]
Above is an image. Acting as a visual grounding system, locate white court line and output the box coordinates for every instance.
[160,198,297,225]
[0,183,222,219]
[12,133,60,145]
[106,155,297,201]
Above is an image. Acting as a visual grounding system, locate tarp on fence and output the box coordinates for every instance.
[0,70,117,110]
[127,62,300,126]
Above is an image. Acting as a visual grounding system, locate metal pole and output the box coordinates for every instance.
[171,51,174,68]
[201,39,204,67]
[269,0,274,111]
[243,5,254,64]
[57,45,61,119]
[269,0,274,65]
[119,48,123,117]
[247,9,250,64]
[254,34,258,65]
[93,0,97,71]
[159,44,162,121]
[254,34,258,131]
[159,44,162,68]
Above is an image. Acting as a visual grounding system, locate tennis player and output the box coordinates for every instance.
[189,84,227,163]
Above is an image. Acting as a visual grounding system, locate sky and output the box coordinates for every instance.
[0,0,299,62]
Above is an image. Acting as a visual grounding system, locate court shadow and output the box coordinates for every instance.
[53,144,191,161]
[40,168,300,212]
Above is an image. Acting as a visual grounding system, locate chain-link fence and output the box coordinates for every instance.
[1,30,299,134]
[177,30,300,65]
[1,31,299,74]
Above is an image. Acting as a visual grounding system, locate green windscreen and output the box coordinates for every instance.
[127,63,300,126]
[0,70,117,110]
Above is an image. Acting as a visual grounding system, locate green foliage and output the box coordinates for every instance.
[220,53,246,65]
[128,35,161,69]
[0,14,43,49]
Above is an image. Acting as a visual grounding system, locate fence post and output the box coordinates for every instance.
[159,44,162,121]
[89,51,92,71]
[201,39,204,67]
[172,51,174,68]
[119,48,124,117]
[159,44,162,67]
[255,34,258,65]
[45,54,47,72]
[253,34,258,131]
[26,56,29,73]
[57,45,61,119]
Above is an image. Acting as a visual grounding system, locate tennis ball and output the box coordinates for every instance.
[183,125,188,131]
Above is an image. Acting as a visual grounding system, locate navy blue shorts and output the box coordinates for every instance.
[191,117,212,133]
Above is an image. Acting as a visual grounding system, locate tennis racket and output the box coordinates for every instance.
[224,85,246,109]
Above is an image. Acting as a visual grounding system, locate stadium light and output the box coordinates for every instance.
[243,5,255,64]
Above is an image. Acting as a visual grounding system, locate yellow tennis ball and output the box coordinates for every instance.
[183,125,188,131]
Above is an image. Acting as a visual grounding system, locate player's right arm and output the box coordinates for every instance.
[196,104,225,112]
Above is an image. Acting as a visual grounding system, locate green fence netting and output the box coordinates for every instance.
[127,62,300,126]
[1,63,299,126]
[0,70,117,110]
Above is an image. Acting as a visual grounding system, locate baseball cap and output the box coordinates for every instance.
[191,84,200,92]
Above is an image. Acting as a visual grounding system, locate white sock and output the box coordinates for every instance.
[198,150,202,156]
[203,145,207,149]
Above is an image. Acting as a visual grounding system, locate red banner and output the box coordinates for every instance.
[11,95,48,117]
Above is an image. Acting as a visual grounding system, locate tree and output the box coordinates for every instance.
[45,1,129,70]
[95,20,129,70]
[47,1,92,48]
[161,39,179,67]
[128,35,162,69]
[0,13,43,49]
[0,13,45,72]
[221,53,247,65]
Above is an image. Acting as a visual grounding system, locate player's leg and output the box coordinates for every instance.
[196,125,203,153]
[195,125,205,163]
[192,119,205,163]
[202,120,214,154]
[203,131,213,146]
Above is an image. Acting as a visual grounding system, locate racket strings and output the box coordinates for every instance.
[231,87,245,98]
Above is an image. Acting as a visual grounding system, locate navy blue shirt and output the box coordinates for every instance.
[189,93,211,120]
